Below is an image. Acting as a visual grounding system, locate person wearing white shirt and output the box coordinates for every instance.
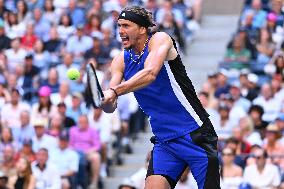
[32,148,61,189]
[0,88,30,129]
[49,132,79,189]
[31,119,58,153]
[243,148,281,189]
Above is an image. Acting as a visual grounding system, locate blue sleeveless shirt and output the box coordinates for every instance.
[123,37,209,141]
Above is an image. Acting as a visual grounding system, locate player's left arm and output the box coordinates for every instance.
[112,32,173,96]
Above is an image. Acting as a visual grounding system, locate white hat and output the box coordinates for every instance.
[248,73,258,83]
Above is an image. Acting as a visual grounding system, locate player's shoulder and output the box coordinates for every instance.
[150,32,172,43]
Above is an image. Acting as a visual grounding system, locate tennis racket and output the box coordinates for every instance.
[86,63,104,108]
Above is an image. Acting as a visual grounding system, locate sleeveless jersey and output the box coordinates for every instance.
[123,36,209,141]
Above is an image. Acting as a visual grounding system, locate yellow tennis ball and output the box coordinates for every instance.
[67,68,80,80]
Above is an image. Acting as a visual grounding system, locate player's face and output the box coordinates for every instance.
[118,19,141,49]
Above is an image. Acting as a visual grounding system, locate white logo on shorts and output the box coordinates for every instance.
[122,13,125,17]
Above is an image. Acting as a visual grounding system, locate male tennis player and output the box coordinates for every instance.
[101,6,220,189]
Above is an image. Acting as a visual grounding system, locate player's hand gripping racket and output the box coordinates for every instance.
[86,63,104,108]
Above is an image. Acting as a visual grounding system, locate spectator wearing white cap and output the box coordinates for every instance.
[243,73,259,101]
[229,81,251,112]
[31,118,57,153]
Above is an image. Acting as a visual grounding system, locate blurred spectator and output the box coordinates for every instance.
[57,102,76,130]
[0,83,10,108]
[31,118,57,153]
[220,147,243,189]
[65,25,93,62]
[66,92,87,123]
[253,83,281,122]
[175,167,198,189]
[40,68,60,94]
[4,38,27,73]
[224,35,251,69]
[265,52,284,78]
[67,0,86,27]
[32,8,50,42]
[0,88,30,129]
[100,27,121,56]
[248,104,268,139]
[243,148,281,188]
[69,115,101,188]
[50,81,72,107]
[47,114,63,138]
[69,68,85,94]
[56,53,79,82]
[0,0,8,19]
[101,5,121,39]
[0,145,17,177]
[7,157,36,189]
[21,22,37,51]
[256,28,275,64]
[31,86,58,121]
[242,72,260,101]
[50,131,79,189]
[0,171,8,189]
[42,0,58,25]
[32,148,61,189]
[15,139,36,163]
[33,39,50,78]
[88,107,120,178]
[57,14,76,42]
[263,123,284,171]
[241,0,267,29]
[214,69,230,98]
[22,54,39,102]
[229,81,251,112]
[4,11,26,39]
[0,19,10,51]
[239,116,262,146]
[215,103,234,140]
[0,127,19,153]
[43,27,63,66]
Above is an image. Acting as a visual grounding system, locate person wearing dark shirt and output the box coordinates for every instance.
[57,102,76,129]
[22,54,39,102]
[0,20,11,51]
[84,36,110,65]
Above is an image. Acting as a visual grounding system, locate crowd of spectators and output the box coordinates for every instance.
[0,0,202,189]
[210,0,284,188]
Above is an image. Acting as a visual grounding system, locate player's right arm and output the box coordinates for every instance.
[101,51,124,113]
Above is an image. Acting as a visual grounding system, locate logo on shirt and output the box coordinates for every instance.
[122,13,125,17]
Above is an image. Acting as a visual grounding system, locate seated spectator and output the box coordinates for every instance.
[31,118,57,153]
[224,35,251,69]
[15,139,36,163]
[265,51,284,77]
[84,36,109,65]
[0,83,10,108]
[84,14,103,38]
[43,27,62,66]
[66,92,87,123]
[67,0,86,27]
[69,115,101,189]
[253,83,282,122]
[69,69,85,94]
[57,14,75,42]
[245,73,260,101]
[0,127,19,153]
[220,147,243,189]
[32,39,50,79]
[0,171,9,189]
[31,86,58,121]
[0,88,30,129]
[243,148,281,188]
[50,131,79,189]
[7,157,36,189]
[248,104,268,139]
[263,123,284,171]
[255,28,275,64]
[55,53,80,82]
[229,81,251,112]
[32,8,50,42]
[215,103,234,140]
[42,0,58,25]
[4,11,26,39]
[50,81,72,107]
[214,69,230,98]
[239,116,262,146]
[57,102,76,130]
[0,19,11,51]
[4,38,27,73]
[47,114,63,138]
[21,22,37,51]
[32,148,61,189]
[40,68,60,94]
[0,145,17,177]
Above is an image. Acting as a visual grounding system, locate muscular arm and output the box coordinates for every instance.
[113,32,173,96]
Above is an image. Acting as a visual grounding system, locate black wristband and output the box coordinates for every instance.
[109,88,118,98]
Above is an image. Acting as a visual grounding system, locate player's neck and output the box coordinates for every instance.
[133,35,149,54]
